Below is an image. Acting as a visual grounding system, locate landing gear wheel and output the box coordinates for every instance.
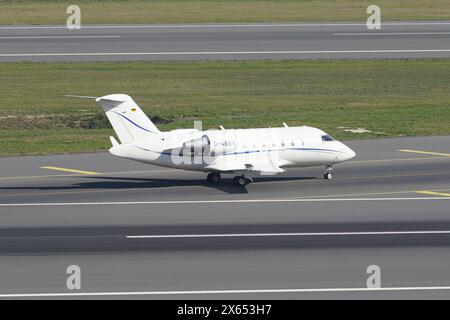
[323,172,333,180]
[207,172,221,184]
[233,175,250,186]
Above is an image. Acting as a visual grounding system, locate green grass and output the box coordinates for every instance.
[0,0,450,25]
[0,59,450,156]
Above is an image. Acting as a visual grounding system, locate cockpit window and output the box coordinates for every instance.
[321,135,335,142]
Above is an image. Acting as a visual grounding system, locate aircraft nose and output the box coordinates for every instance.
[348,148,356,159]
[339,144,356,161]
[344,146,356,160]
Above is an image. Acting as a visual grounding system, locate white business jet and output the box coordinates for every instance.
[70,94,355,186]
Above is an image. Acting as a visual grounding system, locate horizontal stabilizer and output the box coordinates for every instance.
[65,95,100,99]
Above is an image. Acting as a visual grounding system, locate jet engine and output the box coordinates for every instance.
[182,133,238,155]
[182,135,211,155]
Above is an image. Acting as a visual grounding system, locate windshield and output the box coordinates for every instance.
[321,135,335,142]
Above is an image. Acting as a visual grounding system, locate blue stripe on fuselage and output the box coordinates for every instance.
[135,146,341,156]
[223,147,341,156]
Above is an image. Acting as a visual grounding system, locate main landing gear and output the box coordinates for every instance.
[233,175,253,187]
[207,172,221,184]
[323,165,333,180]
[207,173,253,186]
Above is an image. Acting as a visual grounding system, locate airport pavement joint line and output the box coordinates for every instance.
[2,286,450,298]
[1,197,450,207]
[40,166,100,175]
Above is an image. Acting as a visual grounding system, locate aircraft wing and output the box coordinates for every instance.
[205,153,285,175]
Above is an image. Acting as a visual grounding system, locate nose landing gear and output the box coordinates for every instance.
[323,165,333,180]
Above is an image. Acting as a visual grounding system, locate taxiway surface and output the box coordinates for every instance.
[0,136,449,298]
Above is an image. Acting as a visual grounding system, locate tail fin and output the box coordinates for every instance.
[95,94,160,144]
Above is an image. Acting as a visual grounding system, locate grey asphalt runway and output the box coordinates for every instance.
[1,22,450,62]
[0,135,449,299]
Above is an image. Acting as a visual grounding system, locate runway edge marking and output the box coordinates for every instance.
[3,49,450,58]
[2,286,450,298]
[126,230,450,239]
[2,22,450,30]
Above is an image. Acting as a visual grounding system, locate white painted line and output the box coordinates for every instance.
[335,32,450,36]
[126,230,450,239]
[1,22,450,29]
[0,36,120,39]
[1,49,450,58]
[1,286,450,298]
[0,196,449,207]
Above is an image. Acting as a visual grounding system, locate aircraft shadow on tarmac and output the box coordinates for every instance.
[0,175,317,195]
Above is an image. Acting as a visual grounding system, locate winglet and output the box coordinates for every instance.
[283,122,288,128]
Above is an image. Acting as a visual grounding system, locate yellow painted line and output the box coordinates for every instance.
[40,166,100,175]
[416,190,450,197]
[398,149,450,157]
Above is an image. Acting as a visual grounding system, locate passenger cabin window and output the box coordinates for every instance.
[321,135,335,142]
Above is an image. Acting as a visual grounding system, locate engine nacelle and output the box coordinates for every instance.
[182,132,238,155]
[182,135,210,155]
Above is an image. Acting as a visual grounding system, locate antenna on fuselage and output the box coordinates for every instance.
[220,125,225,131]
[283,122,289,128]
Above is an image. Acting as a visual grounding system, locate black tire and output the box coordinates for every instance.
[211,174,220,183]
[324,172,333,180]
[207,173,221,184]
[233,176,247,186]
